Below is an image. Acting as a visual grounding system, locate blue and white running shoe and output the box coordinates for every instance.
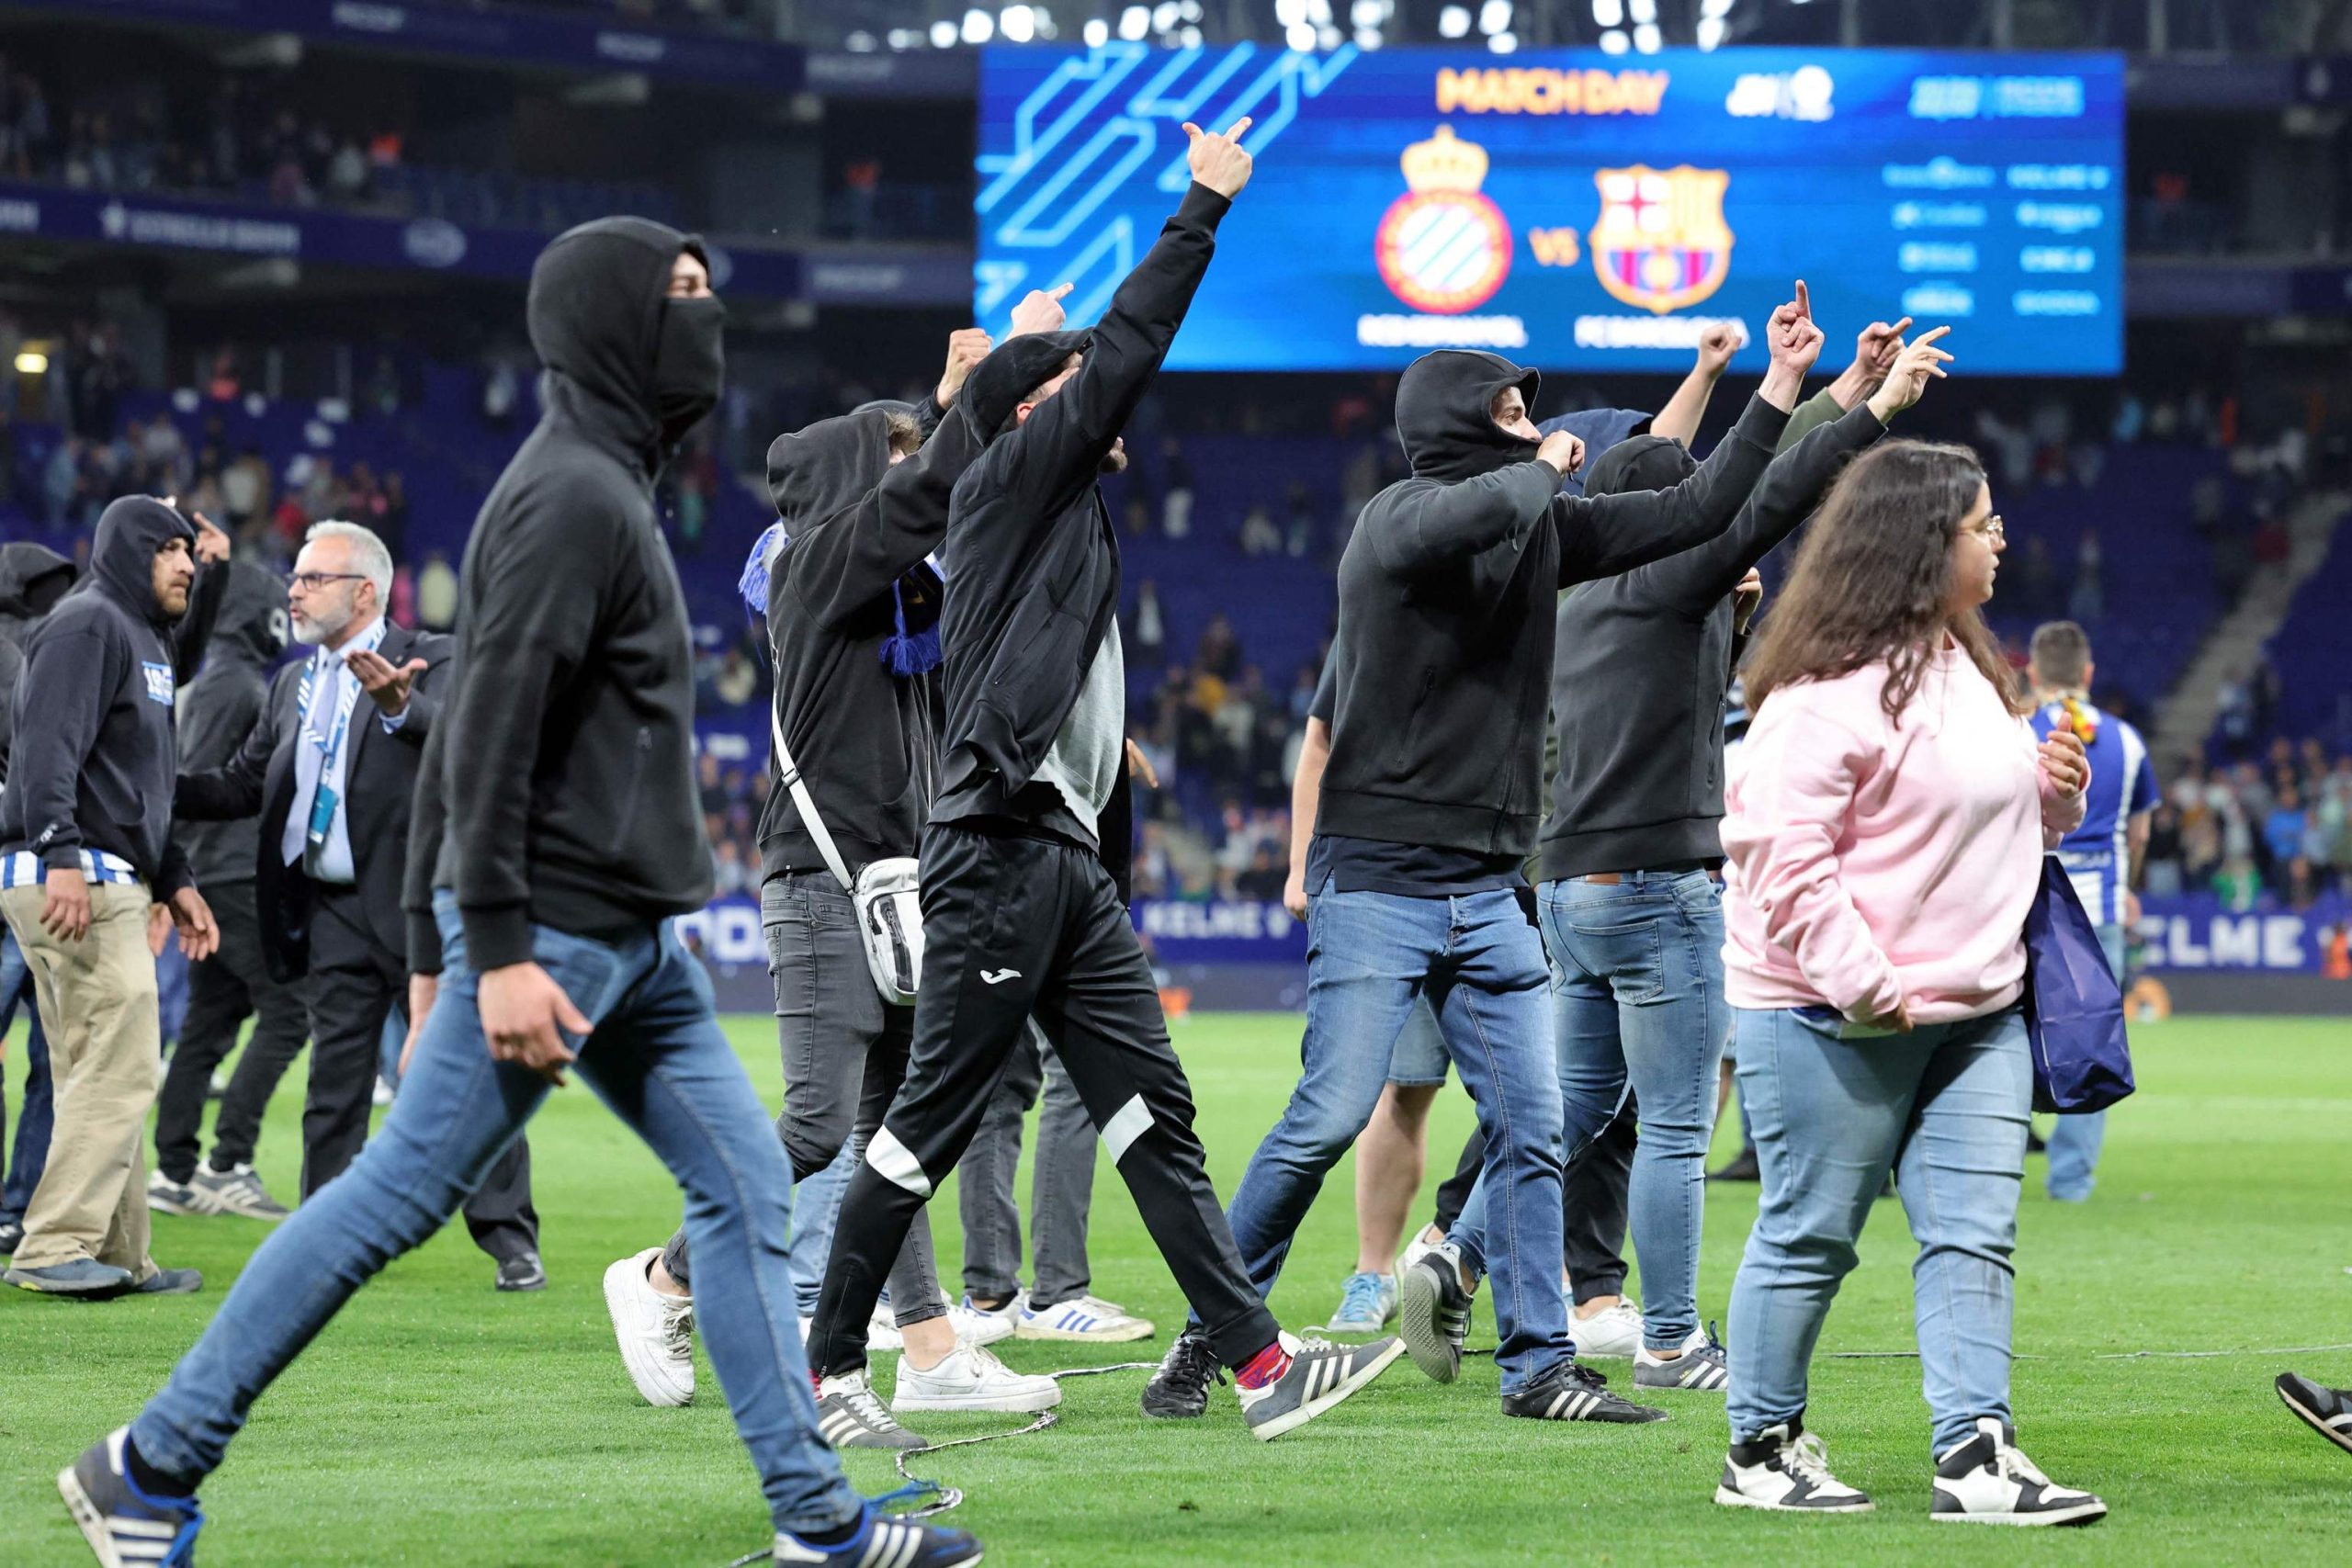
[59,1428,203,1567]
[774,1502,982,1566]
[1323,1271,1397,1335]
[1016,1292,1155,1343]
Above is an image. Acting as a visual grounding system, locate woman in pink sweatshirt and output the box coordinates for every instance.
[1708,439,2103,1527]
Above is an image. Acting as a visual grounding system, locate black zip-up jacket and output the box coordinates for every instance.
[756,352,1027,884]
[1319,351,1787,860]
[0,541,76,784]
[1541,402,1888,880]
[932,181,1233,890]
[173,559,289,887]
[1,496,223,893]
[427,217,715,970]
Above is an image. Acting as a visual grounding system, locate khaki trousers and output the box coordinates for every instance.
[0,878,159,1280]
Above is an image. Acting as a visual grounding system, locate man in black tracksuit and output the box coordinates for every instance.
[1529,329,1943,1392]
[806,122,1404,1444]
[82,220,973,1568]
[1,497,224,1297]
[1227,292,1815,1427]
[152,560,308,1221]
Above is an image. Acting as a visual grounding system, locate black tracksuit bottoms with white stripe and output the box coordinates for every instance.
[807,821,1281,1379]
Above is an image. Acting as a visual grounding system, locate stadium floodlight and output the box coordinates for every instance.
[1488,29,1517,51]
[1000,6,1034,40]
[1628,0,1656,18]
[1633,21,1661,50]
[1478,0,1511,36]
[1120,5,1151,39]
[845,29,877,49]
[1154,2,1180,31]
[963,7,994,41]
[1356,27,1382,47]
[1438,4,1471,37]
[1701,0,1734,15]
[15,350,47,374]
[1286,19,1317,49]
[1697,16,1724,46]
[1351,0,1384,26]
[931,17,958,45]
[1599,27,1628,51]
[1179,24,1203,42]
[1276,0,1307,25]
[1083,16,1109,42]
[1592,0,1624,24]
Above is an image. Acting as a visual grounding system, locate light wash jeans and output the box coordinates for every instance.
[787,1142,854,1317]
[2045,921,2126,1202]
[132,896,862,1535]
[1725,1003,2031,1455]
[1536,869,1726,1351]
[1,931,54,1226]
[961,1021,1098,1309]
[1215,878,1574,1393]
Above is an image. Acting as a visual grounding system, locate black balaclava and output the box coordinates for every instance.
[653,293,725,446]
[88,496,198,627]
[1582,432,1698,499]
[1394,349,1543,483]
[215,558,292,663]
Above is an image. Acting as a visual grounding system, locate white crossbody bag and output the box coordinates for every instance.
[769,705,923,1007]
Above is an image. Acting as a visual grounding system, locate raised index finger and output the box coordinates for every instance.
[1221,116,1253,140]
[1792,278,1811,319]
[1915,324,1953,348]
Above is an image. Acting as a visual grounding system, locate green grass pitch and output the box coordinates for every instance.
[2,1011,2348,1564]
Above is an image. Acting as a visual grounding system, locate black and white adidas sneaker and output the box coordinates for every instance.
[1633,1325,1729,1393]
[1502,1359,1668,1425]
[774,1502,982,1567]
[59,1428,206,1568]
[815,1371,928,1451]
[2277,1372,2352,1459]
[1396,1246,1474,1384]
[1714,1421,1874,1513]
[1141,1329,1226,1419]
[1236,1332,1406,1440]
[1931,1417,2107,1527]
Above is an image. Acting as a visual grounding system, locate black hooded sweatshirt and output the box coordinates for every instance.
[173,559,290,888]
[931,182,1233,893]
[1542,404,1889,880]
[1316,350,1788,870]
[1,496,220,893]
[417,216,722,971]
[755,346,1030,885]
[0,541,77,784]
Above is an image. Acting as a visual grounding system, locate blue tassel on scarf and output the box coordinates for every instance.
[879,562,944,677]
[739,521,786,616]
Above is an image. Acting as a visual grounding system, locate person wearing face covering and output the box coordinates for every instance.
[1205,288,1817,1433]
[805,121,1405,1446]
[64,220,985,1568]
[1,497,224,1300]
[603,314,1071,1439]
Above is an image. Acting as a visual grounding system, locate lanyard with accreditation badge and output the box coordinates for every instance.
[297,623,383,857]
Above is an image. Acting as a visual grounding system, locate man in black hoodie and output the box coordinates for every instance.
[1201,291,1817,1430]
[150,558,306,1223]
[605,310,1070,1438]
[0,539,77,1256]
[65,220,981,1568]
[1,496,222,1299]
[803,121,1403,1446]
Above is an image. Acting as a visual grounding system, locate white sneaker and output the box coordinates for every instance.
[890,1343,1062,1415]
[947,1294,1018,1346]
[1932,1417,2108,1526]
[372,1075,396,1107]
[1716,1422,1874,1513]
[1570,1297,1645,1359]
[603,1247,695,1407]
[1396,1224,1445,1276]
[1018,1292,1157,1343]
[866,1303,904,1353]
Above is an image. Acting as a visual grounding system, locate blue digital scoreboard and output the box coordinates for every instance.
[976,45,2122,375]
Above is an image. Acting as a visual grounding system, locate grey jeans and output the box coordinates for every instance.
[959,1020,1098,1308]
[662,874,944,1327]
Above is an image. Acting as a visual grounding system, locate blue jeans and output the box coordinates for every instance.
[1216,879,1572,1393]
[1535,871,1726,1351]
[1725,1003,2031,1455]
[2045,921,2126,1202]
[1,931,54,1225]
[132,897,861,1535]
[787,1141,854,1317]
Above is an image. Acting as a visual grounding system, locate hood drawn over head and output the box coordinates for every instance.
[215,558,292,664]
[1396,350,1543,483]
[527,216,711,457]
[0,541,75,621]
[89,496,197,626]
[986,330,1094,443]
[766,409,899,528]
[1582,433,1697,499]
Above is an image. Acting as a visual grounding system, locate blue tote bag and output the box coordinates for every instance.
[2021,857,2135,1114]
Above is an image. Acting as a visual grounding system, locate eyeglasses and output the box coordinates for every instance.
[289,571,368,592]
[1962,515,2006,544]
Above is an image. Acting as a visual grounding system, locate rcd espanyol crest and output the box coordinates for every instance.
[1374,126,1512,316]
[1589,164,1735,315]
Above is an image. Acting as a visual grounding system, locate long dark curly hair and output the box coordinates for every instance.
[1743,438,2024,725]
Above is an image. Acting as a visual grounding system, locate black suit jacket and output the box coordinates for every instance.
[176,623,447,982]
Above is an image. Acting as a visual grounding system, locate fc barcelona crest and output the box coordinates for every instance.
[1588,165,1734,315]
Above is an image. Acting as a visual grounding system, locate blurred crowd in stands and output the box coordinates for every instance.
[2154,738,2352,911]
